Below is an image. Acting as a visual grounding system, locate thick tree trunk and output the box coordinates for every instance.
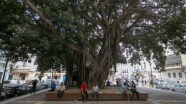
[65,59,73,87]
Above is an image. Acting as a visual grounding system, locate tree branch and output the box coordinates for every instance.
[24,0,58,38]
[129,8,168,20]
[85,0,99,12]
[120,32,166,42]
[24,0,82,53]
[99,0,110,30]
[72,2,107,30]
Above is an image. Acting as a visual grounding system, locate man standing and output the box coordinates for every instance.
[81,81,88,102]
[178,79,181,83]
[32,79,37,93]
[92,83,99,101]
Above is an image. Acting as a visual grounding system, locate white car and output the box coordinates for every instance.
[156,83,173,90]
[46,79,60,87]
[171,83,186,93]
[3,80,19,86]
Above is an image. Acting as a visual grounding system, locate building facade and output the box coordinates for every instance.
[162,54,186,83]
[0,50,12,83]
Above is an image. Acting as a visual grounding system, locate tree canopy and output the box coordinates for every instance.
[1,0,186,87]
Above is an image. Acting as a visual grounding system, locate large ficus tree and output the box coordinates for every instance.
[1,0,186,88]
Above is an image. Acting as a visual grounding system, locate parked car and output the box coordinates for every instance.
[153,80,167,86]
[41,82,49,88]
[0,92,6,100]
[171,83,186,93]
[3,84,30,97]
[3,84,19,97]
[46,79,60,88]
[3,80,19,86]
[156,83,173,90]
[16,85,31,95]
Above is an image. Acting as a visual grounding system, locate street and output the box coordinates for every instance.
[1,85,186,104]
[138,85,186,104]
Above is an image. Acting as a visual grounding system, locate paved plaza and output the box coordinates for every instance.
[6,100,155,104]
[0,88,152,104]
[1,87,186,104]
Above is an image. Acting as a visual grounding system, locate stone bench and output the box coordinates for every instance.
[45,91,148,101]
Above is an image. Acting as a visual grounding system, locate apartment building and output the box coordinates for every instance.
[0,50,12,83]
[12,56,66,83]
[162,54,186,83]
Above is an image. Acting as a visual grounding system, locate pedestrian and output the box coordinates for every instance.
[142,80,144,86]
[120,82,131,101]
[145,80,147,85]
[57,82,65,101]
[49,81,56,92]
[178,79,181,83]
[92,83,99,101]
[107,80,110,86]
[116,79,119,86]
[81,81,88,102]
[131,81,140,101]
[32,79,37,93]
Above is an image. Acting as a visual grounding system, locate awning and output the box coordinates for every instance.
[12,72,29,74]
[53,74,61,76]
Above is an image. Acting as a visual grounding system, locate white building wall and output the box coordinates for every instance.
[162,69,186,83]
[181,54,186,66]
[0,62,12,82]
[162,54,186,83]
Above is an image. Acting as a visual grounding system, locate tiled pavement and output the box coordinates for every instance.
[1,87,186,104]
[0,88,153,104]
[8,101,154,104]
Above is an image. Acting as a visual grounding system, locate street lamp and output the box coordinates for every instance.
[149,62,153,88]
[159,70,162,80]
[0,52,10,97]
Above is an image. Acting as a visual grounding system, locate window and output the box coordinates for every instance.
[179,85,183,88]
[173,73,176,78]
[20,74,26,80]
[174,84,178,87]
[23,61,27,66]
[0,72,2,81]
[168,73,171,78]
[178,72,182,78]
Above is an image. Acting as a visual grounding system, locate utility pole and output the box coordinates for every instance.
[150,62,153,88]
[0,54,9,97]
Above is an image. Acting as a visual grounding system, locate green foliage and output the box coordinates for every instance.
[1,0,186,73]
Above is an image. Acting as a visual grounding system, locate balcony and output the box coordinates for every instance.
[165,65,182,70]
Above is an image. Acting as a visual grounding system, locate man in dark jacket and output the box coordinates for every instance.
[32,79,37,93]
[131,81,140,100]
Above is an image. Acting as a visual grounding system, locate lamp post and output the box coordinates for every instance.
[0,53,9,97]
[150,62,153,88]
[159,71,162,80]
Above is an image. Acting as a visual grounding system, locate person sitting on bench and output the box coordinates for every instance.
[49,81,56,92]
[120,82,131,101]
[131,81,140,100]
[92,83,99,101]
[57,82,65,101]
